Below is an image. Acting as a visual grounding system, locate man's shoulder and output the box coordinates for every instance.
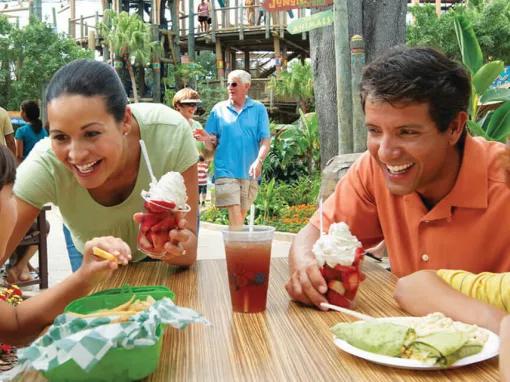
[467,136,506,182]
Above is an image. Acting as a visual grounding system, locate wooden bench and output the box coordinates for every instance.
[17,205,51,289]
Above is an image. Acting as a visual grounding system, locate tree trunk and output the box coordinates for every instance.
[311,0,407,168]
[126,58,139,103]
[310,21,337,170]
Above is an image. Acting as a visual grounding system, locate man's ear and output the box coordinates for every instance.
[448,111,468,146]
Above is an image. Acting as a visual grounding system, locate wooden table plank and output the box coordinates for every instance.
[92,257,499,381]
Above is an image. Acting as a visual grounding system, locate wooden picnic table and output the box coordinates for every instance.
[91,257,500,381]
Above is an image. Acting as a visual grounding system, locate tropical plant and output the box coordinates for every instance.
[267,59,314,113]
[99,10,158,102]
[407,1,510,64]
[454,14,510,142]
[280,110,320,175]
[0,16,92,110]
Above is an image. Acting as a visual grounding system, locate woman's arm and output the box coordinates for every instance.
[394,270,506,333]
[14,139,24,163]
[500,316,510,381]
[2,197,40,265]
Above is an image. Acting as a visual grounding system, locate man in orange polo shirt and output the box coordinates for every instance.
[286,46,510,310]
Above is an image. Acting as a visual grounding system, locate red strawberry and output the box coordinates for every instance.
[138,213,163,233]
[342,270,360,292]
[150,214,178,232]
[145,200,176,213]
[326,289,350,308]
[328,280,345,295]
[151,231,169,253]
[321,265,341,282]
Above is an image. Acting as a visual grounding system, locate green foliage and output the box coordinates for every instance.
[99,10,159,102]
[0,16,92,110]
[454,14,510,142]
[267,59,314,113]
[264,111,320,182]
[201,175,321,232]
[200,206,229,225]
[407,1,510,64]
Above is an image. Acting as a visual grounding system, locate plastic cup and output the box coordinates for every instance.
[137,197,190,258]
[222,225,275,313]
[320,248,365,309]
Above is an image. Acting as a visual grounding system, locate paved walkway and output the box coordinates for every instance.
[40,206,292,288]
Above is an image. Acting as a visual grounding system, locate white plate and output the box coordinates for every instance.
[333,316,500,370]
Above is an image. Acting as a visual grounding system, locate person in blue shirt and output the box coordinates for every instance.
[199,70,271,228]
[14,100,48,162]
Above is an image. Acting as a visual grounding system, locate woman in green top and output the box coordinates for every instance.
[4,59,199,270]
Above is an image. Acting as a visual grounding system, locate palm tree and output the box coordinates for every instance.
[99,10,157,102]
[267,59,314,113]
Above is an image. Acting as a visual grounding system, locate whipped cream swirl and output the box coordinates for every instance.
[142,171,188,210]
[313,222,361,267]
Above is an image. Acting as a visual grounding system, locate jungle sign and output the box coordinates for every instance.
[287,10,333,34]
[262,0,332,12]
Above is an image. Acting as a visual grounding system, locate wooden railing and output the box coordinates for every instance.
[179,4,310,40]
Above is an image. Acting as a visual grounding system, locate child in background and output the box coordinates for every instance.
[197,155,209,207]
[14,100,47,163]
[0,145,131,345]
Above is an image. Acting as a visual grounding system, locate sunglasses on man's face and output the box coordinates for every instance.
[227,82,239,88]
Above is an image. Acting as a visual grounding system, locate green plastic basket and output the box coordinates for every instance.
[42,285,175,382]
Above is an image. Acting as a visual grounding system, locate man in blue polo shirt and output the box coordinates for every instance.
[201,70,271,228]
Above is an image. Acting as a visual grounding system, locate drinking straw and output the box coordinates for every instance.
[319,198,324,236]
[248,204,255,232]
[139,140,157,186]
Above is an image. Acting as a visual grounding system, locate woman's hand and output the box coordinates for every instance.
[77,236,131,286]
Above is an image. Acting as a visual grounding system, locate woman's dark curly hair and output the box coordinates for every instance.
[0,145,16,189]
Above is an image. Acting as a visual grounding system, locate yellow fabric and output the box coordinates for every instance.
[437,269,510,312]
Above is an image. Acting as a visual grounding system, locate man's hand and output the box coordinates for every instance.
[285,259,328,309]
[194,129,217,145]
[248,157,263,179]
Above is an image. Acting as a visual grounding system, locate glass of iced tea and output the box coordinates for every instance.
[222,226,275,313]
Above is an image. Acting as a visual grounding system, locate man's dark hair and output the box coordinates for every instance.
[0,145,16,189]
[360,46,471,132]
[46,59,128,123]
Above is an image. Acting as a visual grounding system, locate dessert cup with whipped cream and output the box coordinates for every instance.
[137,172,191,258]
[313,222,365,308]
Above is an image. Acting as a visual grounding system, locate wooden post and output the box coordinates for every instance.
[170,0,181,64]
[80,15,85,40]
[281,41,287,71]
[188,0,195,59]
[244,50,250,72]
[33,0,42,20]
[351,35,366,153]
[52,7,57,29]
[239,1,244,40]
[273,35,281,73]
[70,0,76,35]
[211,0,217,43]
[435,0,441,16]
[334,0,353,154]
[88,29,96,50]
[152,24,161,102]
[230,49,236,71]
[215,38,225,85]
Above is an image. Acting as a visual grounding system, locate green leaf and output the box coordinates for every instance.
[472,61,504,95]
[467,120,487,138]
[485,101,510,142]
[454,14,483,74]
[480,88,510,104]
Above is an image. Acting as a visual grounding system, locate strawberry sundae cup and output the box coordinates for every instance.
[137,171,190,257]
[313,222,365,308]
